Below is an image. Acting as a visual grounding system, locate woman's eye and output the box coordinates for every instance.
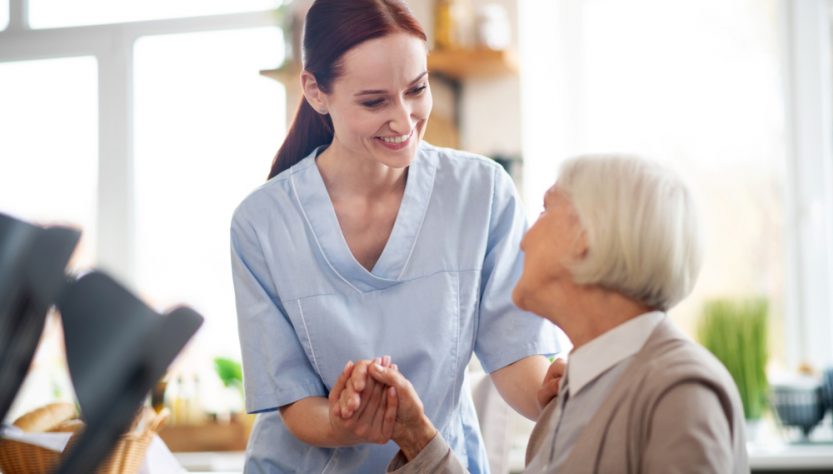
[410,85,427,95]
[362,98,385,108]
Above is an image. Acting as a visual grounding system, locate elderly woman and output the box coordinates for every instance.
[340,154,749,473]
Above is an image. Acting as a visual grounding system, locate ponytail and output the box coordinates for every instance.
[268,98,334,179]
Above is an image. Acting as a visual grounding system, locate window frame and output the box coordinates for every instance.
[780,0,833,369]
[0,0,279,287]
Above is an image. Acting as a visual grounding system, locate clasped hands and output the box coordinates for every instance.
[327,355,566,455]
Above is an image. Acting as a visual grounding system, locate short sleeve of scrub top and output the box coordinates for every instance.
[230,142,560,474]
[230,211,327,410]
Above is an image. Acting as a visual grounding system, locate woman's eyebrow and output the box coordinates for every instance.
[354,71,428,97]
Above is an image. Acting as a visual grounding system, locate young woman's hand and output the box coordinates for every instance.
[537,357,566,409]
[337,356,390,418]
[328,358,397,444]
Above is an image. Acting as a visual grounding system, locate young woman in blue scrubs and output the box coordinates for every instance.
[230,0,560,471]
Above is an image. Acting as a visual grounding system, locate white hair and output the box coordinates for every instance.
[557,154,704,310]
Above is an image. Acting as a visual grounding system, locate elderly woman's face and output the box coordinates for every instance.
[512,185,586,316]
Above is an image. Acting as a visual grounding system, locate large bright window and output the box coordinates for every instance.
[0,56,99,269]
[0,56,98,420]
[1,0,8,30]
[521,0,787,364]
[578,0,786,362]
[28,0,282,29]
[0,0,282,423]
[133,27,284,359]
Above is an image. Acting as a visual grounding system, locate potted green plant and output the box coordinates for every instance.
[213,357,256,436]
[213,357,243,394]
[697,298,769,424]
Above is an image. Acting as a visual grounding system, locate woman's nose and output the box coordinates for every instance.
[388,101,414,134]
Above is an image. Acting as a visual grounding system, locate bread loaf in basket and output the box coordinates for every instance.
[0,403,169,474]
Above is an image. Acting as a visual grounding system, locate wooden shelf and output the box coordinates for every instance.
[158,415,253,452]
[260,62,300,84]
[428,48,518,80]
[260,48,519,84]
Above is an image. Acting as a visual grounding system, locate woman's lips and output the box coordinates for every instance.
[375,129,413,150]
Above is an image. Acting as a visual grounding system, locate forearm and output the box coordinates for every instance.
[489,355,549,421]
[280,397,360,447]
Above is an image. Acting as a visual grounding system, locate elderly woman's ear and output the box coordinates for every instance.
[565,203,588,263]
[572,228,588,261]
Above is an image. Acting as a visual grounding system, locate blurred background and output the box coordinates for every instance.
[1,0,832,471]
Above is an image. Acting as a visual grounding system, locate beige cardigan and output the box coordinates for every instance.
[388,318,749,473]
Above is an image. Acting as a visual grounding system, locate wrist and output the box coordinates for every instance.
[396,415,437,461]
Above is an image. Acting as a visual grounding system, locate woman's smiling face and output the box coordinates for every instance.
[318,32,432,168]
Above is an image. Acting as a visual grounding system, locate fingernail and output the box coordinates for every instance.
[344,361,351,370]
[373,363,385,372]
[390,387,396,396]
[382,355,391,366]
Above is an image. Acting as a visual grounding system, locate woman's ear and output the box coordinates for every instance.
[301,71,329,115]
[573,230,588,260]
[568,209,588,260]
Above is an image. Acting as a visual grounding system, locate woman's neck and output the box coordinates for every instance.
[316,140,407,200]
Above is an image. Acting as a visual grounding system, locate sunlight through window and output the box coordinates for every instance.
[521,0,786,365]
[0,0,9,30]
[133,27,284,359]
[0,56,99,270]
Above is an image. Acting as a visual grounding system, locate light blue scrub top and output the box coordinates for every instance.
[230,142,559,473]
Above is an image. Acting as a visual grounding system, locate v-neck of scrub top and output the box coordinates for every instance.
[290,144,437,292]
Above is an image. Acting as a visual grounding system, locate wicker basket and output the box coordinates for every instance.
[0,408,168,474]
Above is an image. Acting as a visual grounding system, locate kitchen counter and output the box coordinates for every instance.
[749,442,833,472]
[175,451,245,472]
[503,419,833,474]
[174,426,833,474]
[175,444,833,474]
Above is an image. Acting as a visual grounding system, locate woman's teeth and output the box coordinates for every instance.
[379,134,409,144]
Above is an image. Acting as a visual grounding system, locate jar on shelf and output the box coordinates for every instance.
[475,3,511,51]
[434,0,474,50]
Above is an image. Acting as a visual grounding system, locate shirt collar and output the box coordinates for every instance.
[566,310,665,397]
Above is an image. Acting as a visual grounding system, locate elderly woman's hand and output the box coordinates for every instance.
[537,358,566,409]
[328,358,397,445]
[368,362,438,460]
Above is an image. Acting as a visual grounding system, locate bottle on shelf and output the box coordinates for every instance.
[434,0,474,50]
